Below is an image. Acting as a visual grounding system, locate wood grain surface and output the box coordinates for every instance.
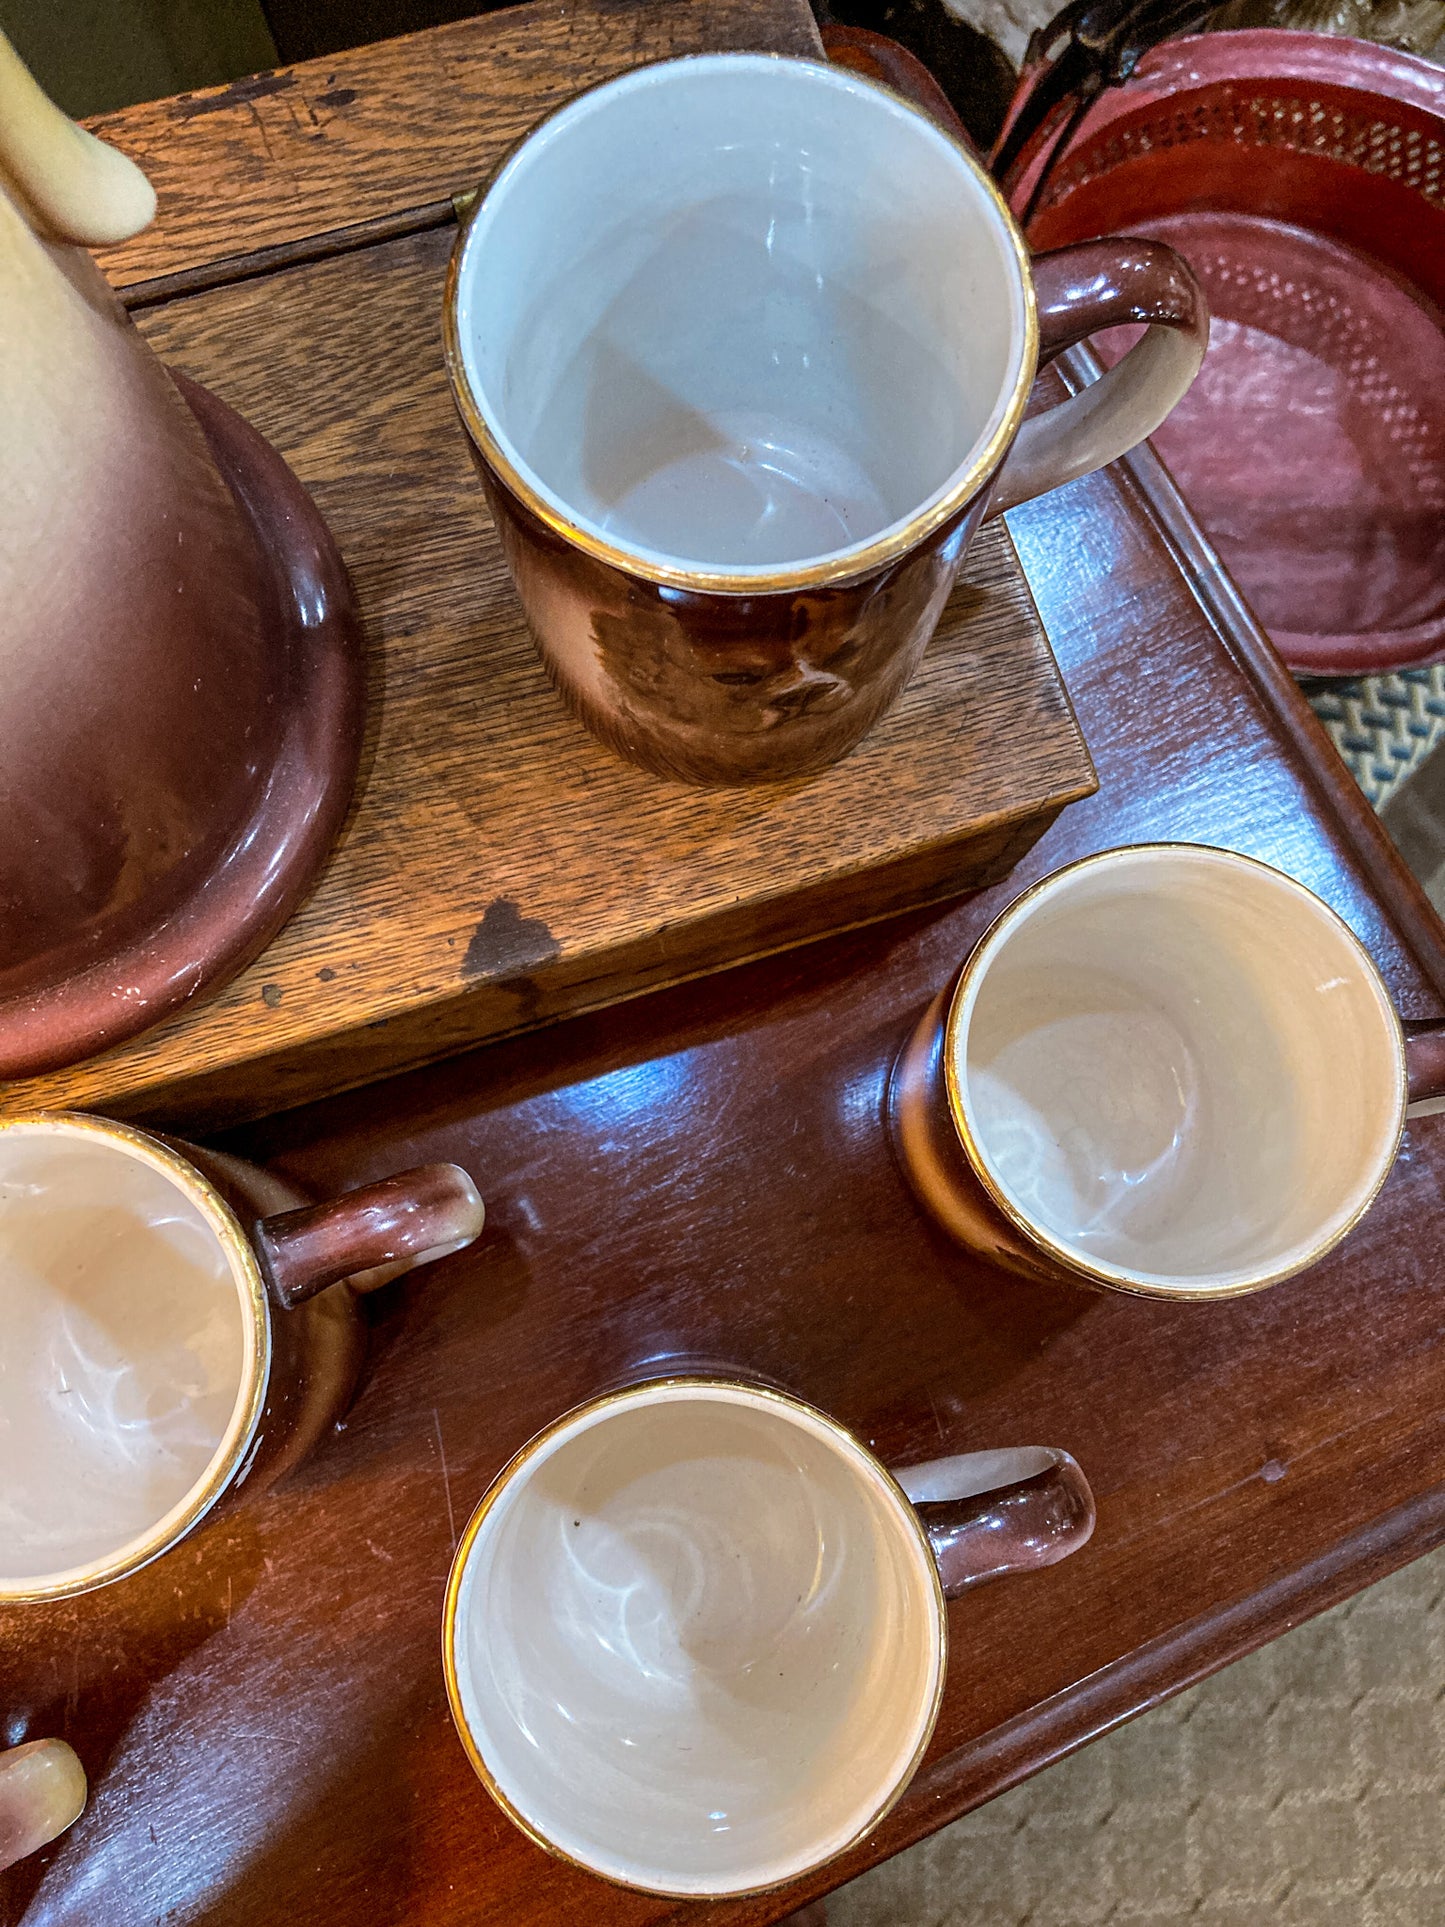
[1,222,1093,1130]
[86,0,824,298]
[10,9,1445,1927]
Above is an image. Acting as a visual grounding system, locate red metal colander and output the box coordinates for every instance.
[1008,30,1445,676]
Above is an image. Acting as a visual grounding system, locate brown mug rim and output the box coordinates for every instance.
[0,1110,271,1602]
[442,50,1040,596]
[441,1374,949,1899]
[941,843,1410,1301]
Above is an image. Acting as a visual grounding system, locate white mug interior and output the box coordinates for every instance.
[0,1119,265,1598]
[447,1381,943,1897]
[952,846,1406,1293]
[451,53,1030,579]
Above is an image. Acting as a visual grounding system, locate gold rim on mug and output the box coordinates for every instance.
[442,52,1040,597]
[441,1375,950,1899]
[940,844,1410,1301]
[0,1110,271,1603]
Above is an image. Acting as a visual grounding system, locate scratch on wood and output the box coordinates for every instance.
[433,1407,458,1549]
[172,70,297,118]
[248,99,277,165]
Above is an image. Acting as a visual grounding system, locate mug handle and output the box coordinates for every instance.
[254,1163,485,1311]
[0,1740,86,1872]
[894,1447,1095,1599]
[989,240,1208,515]
[1405,1024,1445,1116]
[820,26,1208,520]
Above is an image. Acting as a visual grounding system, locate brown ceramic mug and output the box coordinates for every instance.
[445,52,1206,784]
[0,1111,485,1602]
[891,845,1445,1300]
[443,1375,1093,1897]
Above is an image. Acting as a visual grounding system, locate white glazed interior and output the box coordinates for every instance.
[0,1120,263,1594]
[953,847,1406,1293]
[453,53,1030,578]
[449,1383,942,1896]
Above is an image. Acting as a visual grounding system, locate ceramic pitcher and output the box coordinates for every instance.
[0,35,362,1078]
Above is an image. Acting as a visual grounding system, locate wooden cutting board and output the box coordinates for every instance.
[2,9,1094,1133]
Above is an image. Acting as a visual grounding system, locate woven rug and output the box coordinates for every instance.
[832,1543,1445,1925]
[1307,670,1445,812]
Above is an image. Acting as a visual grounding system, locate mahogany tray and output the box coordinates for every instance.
[8,7,1445,1927]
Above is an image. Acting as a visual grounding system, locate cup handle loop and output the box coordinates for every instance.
[254,1163,485,1311]
[1405,1024,1445,1115]
[989,239,1208,516]
[820,33,1207,522]
[895,1446,1095,1600]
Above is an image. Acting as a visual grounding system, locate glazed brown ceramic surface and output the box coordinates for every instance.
[0,103,364,1079]
[440,1380,1094,1897]
[0,1116,484,1602]
[254,1162,488,1310]
[186,1141,485,1506]
[2,232,272,1026]
[474,457,994,784]
[10,9,1445,1926]
[445,64,1206,786]
[890,948,1445,1297]
[184,1143,372,1514]
[458,238,1202,786]
[889,979,1063,1289]
[819,21,968,147]
[916,1448,1096,1595]
[0,371,366,1080]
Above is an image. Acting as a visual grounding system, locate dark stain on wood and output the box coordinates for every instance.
[261,984,284,1008]
[172,71,298,118]
[462,900,562,981]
